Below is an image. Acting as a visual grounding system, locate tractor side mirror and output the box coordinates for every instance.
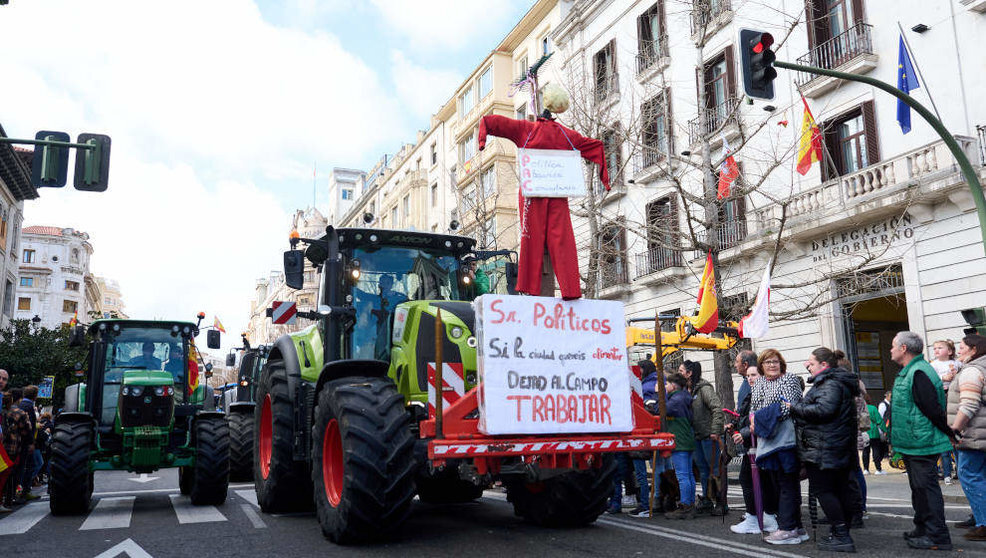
[284,250,305,290]
[68,325,86,347]
[225,352,236,367]
[73,362,84,378]
[204,362,213,378]
[207,329,221,349]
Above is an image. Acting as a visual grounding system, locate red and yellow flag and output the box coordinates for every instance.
[213,316,226,334]
[796,95,823,176]
[187,340,200,397]
[689,252,719,334]
[68,311,78,327]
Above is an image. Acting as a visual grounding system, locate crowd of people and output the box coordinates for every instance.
[1,370,53,513]
[610,331,986,553]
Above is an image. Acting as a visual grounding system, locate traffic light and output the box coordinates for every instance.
[73,133,111,192]
[739,29,777,100]
[961,307,986,336]
[30,130,70,188]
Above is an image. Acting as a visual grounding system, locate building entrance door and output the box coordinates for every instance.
[838,265,908,401]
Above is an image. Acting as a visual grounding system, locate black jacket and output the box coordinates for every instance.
[789,367,860,470]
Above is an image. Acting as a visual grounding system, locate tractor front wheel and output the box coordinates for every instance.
[228,410,254,482]
[504,456,616,527]
[254,360,312,512]
[49,420,94,515]
[190,417,230,505]
[311,377,416,544]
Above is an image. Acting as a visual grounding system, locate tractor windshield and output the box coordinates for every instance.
[104,326,187,390]
[349,245,461,360]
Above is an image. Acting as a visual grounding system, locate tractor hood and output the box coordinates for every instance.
[122,370,175,387]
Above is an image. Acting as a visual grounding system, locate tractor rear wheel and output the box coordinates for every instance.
[190,417,230,505]
[311,377,416,544]
[179,466,193,495]
[504,456,616,527]
[254,360,312,512]
[49,420,94,515]
[416,466,485,504]
[228,410,254,482]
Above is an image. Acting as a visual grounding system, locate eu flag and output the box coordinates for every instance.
[897,35,920,134]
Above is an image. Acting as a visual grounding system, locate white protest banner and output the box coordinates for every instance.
[475,294,631,435]
[517,148,585,198]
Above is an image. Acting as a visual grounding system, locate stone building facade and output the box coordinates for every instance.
[14,226,96,329]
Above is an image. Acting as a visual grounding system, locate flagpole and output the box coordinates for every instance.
[897,22,943,123]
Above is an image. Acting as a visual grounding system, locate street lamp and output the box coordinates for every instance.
[31,315,41,330]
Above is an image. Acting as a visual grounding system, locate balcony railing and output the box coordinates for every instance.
[634,246,683,279]
[756,137,978,230]
[636,36,670,75]
[600,261,629,286]
[796,23,874,85]
[690,0,731,36]
[688,96,741,145]
[689,221,747,258]
[594,72,620,104]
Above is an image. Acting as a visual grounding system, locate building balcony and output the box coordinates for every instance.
[976,124,986,166]
[632,147,673,185]
[594,72,620,107]
[636,36,670,81]
[796,23,878,98]
[755,137,980,240]
[690,0,732,41]
[688,97,742,147]
[634,246,684,282]
[960,0,986,12]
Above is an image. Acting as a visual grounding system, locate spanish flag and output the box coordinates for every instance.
[796,95,823,176]
[214,316,226,334]
[187,340,200,397]
[68,311,78,327]
[689,252,719,334]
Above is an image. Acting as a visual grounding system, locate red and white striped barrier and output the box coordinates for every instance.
[427,362,465,418]
[430,436,675,458]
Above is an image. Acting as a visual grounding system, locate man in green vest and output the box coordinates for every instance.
[890,331,957,551]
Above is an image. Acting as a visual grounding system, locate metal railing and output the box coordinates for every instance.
[594,71,620,104]
[634,246,683,278]
[796,23,874,85]
[636,35,670,75]
[688,96,741,144]
[600,262,629,286]
[690,0,731,36]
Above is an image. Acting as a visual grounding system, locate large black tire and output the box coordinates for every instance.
[311,377,417,544]
[179,466,193,495]
[254,359,312,512]
[228,411,254,482]
[49,420,93,515]
[190,417,230,505]
[416,467,485,504]
[504,456,617,527]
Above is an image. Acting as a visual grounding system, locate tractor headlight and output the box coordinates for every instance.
[240,380,249,387]
[154,386,166,396]
[466,336,477,348]
[449,326,464,339]
[130,386,144,397]
[121,386,130,396]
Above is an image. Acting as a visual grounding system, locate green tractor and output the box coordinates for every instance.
[254,226,671,544]
[221,337,268,481]
[50,317,227,514]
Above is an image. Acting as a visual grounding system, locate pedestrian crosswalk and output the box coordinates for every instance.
[0,489,264,536]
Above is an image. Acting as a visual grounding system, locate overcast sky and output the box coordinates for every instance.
[0,0,532,355]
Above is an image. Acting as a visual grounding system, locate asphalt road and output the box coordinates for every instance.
[2,469,984,557]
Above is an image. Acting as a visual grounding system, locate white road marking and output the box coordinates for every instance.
[235,489,259,508]
[0,502,50,536]
[127,474,160,484]
[93,537,153,558]
[168,495,227,524]
[80,497,136,530]
[240,504,266,529]
[90,483,253,498]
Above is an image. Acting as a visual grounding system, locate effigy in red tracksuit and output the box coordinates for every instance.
[478,115,609,299]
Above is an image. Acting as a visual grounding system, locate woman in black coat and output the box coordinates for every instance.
[786,348,860,553]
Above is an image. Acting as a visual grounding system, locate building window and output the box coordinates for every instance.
[593,40,618,103]
[821,101,879,179]
[430,143,437,166]
[402,195,411,219]
[462,183,477,212]
[458,131,477,166]
[479,66,493,99]
[2,280,11,317]
[65,280,80,291]
[341,188,353,200]
[637,2,667,73]
[23,249,35,263]
[541,35,551,56]
[20,277,33,287]
[717,196,748,249]
[637,196,682,276]
[369,201,376,216]
[600,223,628,285]
[0,205,8,252]
[63,299,78,313]
[104,296,112,305]
[17,297,30,311]
[641,90,672,165]
[481,166,496,198]
[71,248,80,264]
[459,84,475,117]
[517,55,528,78]
[516,103,527,121]
[601,127,622,190]
[703,48,735,126]
[431,183,439,207]
[391,206,399,227]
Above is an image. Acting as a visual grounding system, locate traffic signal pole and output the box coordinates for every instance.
[774,59,986,252]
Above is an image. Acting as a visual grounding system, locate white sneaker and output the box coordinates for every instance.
[944,477,953,486]
[797,527,810,542]
[763,513,779,533]
[764,529,804,545]
[730,513,762,534]
[875,470,886,475]
[862,470,869,475]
